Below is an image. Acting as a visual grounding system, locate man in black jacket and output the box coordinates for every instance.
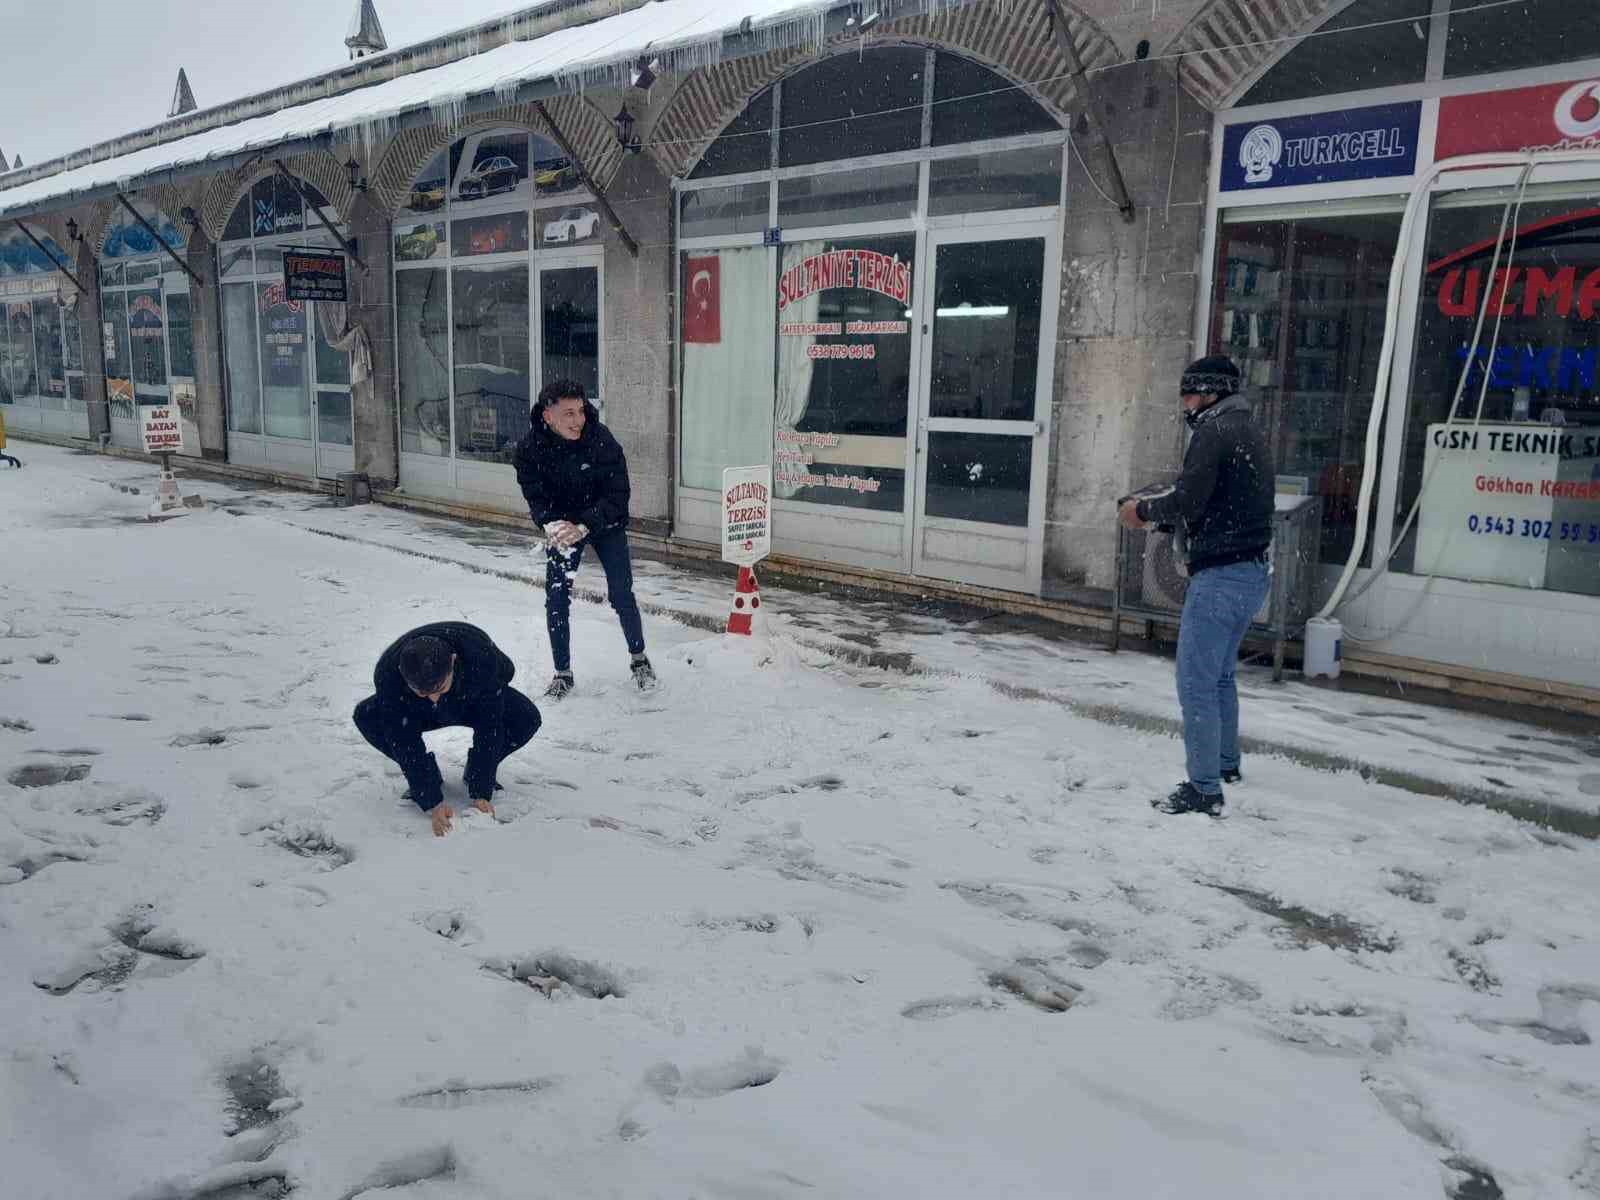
[353,622,541,836]
[514,379,653,698]
[1119,356,1274,817]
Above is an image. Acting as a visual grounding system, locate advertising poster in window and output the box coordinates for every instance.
[1407,199,1600,596]
[452,213,530,258]
[258,282,307,389]
[775,236,914,511]
[450,130,531,207]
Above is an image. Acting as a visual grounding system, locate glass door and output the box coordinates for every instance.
[162,272,197,453]
[910,225,1057,593]
[312,301,355,479]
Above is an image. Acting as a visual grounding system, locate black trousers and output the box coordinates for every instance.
[353,688,541,805]
[545,526,646,673]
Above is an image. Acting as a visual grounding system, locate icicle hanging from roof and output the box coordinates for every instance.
[346,0,389,60]
[169,68,199,119]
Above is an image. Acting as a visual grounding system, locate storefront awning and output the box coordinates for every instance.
[0,0,898,221]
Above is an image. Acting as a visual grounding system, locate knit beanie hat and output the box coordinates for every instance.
[1179,355,1241,400]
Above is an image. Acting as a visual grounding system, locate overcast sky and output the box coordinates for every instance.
[0,0,527,169]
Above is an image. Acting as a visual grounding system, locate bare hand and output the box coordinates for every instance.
[1118,499,1149,531]
[430,805,454,837]
[471,798,495,819]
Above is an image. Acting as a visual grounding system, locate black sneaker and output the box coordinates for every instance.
[544,673,575,700]
[1152,781,1225,817]
[630,656,657,689]
[1222,768,1243,785]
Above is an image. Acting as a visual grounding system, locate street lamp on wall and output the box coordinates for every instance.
[345,157,369,194]
[64,218,81,245]
[613,103,641,155]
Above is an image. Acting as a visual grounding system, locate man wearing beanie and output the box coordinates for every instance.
[1119,355,1274,817]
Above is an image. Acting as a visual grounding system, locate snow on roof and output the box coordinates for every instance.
[0,0,834,219]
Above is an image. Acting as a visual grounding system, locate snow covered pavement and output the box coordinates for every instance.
[3,444,1599,1199]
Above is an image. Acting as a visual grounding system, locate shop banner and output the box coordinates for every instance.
[722,464,771,566]
[1436,76,1600,159]
[140,404,185,454]
[1220,101,1422,192]
[1415,422,1600,589]
[283,248,348,302]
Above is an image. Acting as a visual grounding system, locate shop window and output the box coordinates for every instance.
[396,267,450,456]
[258,282,309,439]
[930,52,1057,146]
[129,289,168,388]
[31,299,65,408]
[1397,190,1600,597]
[681,182,768,239]
[451,263,531,463]
[1210,206,1403,566]
[4,303,35,402]
[775,234,915,512]
[778,48,927,167]
[450,130,531,208]
[777,163,919,229]
[1238,0,1431,107]
[680,246,774,491]
[101,201,185,259]
[1444,0,1600,79]
[690,88,774,179]
[928,145,1062,216]
[167,293,194,378]
[540,267,600,407]
[63,303,81,373]
[101,292,134,422]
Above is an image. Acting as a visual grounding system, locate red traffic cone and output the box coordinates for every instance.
[726,566,762,635]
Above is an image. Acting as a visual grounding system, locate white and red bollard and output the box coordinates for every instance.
[726,566,762,635]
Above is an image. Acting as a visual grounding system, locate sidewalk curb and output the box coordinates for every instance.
[289,522,1599,839]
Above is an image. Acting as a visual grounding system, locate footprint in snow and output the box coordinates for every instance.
[644,1050,782,1100]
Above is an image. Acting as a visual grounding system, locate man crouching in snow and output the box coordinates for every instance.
[353,622,541,836]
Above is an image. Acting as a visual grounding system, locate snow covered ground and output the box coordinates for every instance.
[3,443,1599,1200]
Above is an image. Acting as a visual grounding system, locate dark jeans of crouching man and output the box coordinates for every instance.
[353,691,542,809]
[1176,560,1271,794]
[545,526,646,675]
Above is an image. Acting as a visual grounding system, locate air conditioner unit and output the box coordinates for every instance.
[1137,497,1321,629]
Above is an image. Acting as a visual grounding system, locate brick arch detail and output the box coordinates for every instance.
[646,0,1120,179]
[370,94,620,218]
[1167,0,1351,111]
[88,184,192,258]
[197,150,354,243]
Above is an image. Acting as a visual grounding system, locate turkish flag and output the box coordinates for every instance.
[684,255,721,344]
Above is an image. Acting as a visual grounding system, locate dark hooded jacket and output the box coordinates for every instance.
[512,401,630,534]
[372,621,517,810]
[1136,394,1274,573]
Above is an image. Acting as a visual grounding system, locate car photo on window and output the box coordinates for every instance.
[458,155,523,200]
[543,207,601,244]
[534,160,578,192]
[395,223,443,262]
[408,182,447,212]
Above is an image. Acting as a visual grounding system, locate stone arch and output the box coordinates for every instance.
[1167,0,1352,110]
[197,150,354,242]
[370,94,620,218]
[646,0,1119,180]
[88,183,191,258]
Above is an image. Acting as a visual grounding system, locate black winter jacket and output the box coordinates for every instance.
[373,621,517,809]
[512,402,630,534]
[1136,395,1274,573]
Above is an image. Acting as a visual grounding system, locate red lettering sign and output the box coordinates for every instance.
[1437,77,1600,159]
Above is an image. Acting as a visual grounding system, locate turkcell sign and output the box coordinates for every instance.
[1220,101,1422,191]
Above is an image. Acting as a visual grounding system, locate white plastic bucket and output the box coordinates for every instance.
[1303,617,1343,680]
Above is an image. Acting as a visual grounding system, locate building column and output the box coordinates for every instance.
[76,236,110,443]
[186,229,227,460]
[349,191,396,487]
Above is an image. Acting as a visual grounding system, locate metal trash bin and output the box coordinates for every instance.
[1111,494,1322,682]
[335,471,372,506]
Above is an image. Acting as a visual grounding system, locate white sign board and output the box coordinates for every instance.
[140,405,186,455]
[722,464,772,566]
[1415,422,1600,589]
[102,321,116,360]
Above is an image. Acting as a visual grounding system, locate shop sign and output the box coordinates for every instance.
[778,248,911,311]
[722,464,771,566]
[1220,101,1421,191]
[283,248,347,302]
[140,404,185,454]
[1415,422,1600,589]
[1436,77,1600,159]
[102,320,116,359]
[128,294,165,339]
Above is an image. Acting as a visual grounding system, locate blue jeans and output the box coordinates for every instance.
[545,526,646,673]
[1176,559,1270,795]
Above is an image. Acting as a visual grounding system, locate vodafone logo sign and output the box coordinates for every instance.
[1554,79,1600,139]
[1438,75,1600,158]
